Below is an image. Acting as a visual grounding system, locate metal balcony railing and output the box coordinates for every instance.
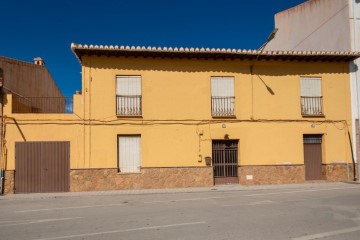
[12,96,73,113]
[116,95,142,116]
[211,96,235,117]
[301,96,323,116]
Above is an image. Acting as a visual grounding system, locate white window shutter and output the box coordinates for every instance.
[116,76,141,95]
[211,77,234,97]
[300,77,321,97]
[118,136,141,173]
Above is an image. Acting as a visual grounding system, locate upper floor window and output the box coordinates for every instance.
[211,77,235,117]
[116,76,142,116]
[300,77,323,116]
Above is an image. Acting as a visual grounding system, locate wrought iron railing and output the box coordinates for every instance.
[12,96,73,113]
[211,96,235,117]
[301,96,323,115]
[116,95,142,116]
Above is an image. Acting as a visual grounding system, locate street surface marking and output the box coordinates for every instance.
[0,217,82,228]
[292,226,360,240]
[244,186,360,197]
[222,197,328,207]
[144,196,225,203]
[223,200,277,207]
[249,200,277,205]
[15,203,127,213]
[0,220,27,224]
[35,221,207,240]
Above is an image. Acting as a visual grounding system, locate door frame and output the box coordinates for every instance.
[303,134,323,181]
[212,140,239,185]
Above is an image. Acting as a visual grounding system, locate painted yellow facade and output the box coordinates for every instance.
[2,51,357,192]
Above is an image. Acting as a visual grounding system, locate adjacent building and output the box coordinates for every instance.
[265,0,360,178]
[0,56,66,194]
[1,44,358,194]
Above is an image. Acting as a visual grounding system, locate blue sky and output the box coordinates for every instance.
[0,0,306,96]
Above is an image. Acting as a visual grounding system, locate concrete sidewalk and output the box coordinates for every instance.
[1,181,359,200]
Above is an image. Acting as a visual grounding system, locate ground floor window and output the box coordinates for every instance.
[118,135,141,173]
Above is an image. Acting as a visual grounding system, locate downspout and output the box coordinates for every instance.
[348,129,357,181]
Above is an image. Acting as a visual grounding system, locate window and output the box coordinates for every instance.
[300,77,323,116]
[118,135,141,173]
[211,77,235,117]
[116,76,142,116]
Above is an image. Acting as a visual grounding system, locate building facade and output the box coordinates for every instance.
[1,44,358,194]
[265,0,360,179]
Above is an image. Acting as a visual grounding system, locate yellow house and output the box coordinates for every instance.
[2,44,359,194]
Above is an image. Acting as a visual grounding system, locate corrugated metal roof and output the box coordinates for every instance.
[71,43,360,63]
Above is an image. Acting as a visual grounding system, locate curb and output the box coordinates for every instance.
[0,182,358,200]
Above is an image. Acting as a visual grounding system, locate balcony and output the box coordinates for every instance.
[301,96,323,116]
[211,96,235,117]
[12,96,73,113]
[116,95,142,116]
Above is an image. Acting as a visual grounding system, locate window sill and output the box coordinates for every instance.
[117,172,142,175]
[116,115,143,118]
[212,115,237,119]
[302,114,325,118]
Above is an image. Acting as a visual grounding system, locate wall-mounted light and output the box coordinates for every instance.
[224,134,229,139]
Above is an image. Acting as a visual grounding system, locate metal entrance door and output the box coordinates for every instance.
[15,142,70,193]
[212,140,239,185]
[303,135,323,180]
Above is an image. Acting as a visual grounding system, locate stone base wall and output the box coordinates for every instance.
[3,164,358,194]
[239,165,305,185]
[322,164,357,182]
[70,167,213,192]
[3,171,14,194]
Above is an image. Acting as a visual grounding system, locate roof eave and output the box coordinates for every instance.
[71,43,360,63]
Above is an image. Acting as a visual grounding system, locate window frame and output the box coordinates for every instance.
[115,75,142,117]
[117,134,141,174]
[210,76,236,118]
[300,76,324,117]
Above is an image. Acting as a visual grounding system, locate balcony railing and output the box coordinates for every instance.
[116,95,142,116]
[211,96,235,117]
[12,96,73,113]
[301,96,323,116]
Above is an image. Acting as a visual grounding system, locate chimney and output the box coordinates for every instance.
[33,57,45,66]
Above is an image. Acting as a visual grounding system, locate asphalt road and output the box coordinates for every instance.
[1,183,360,240]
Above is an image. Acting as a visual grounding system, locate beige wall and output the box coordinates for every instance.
[2,56,353,172]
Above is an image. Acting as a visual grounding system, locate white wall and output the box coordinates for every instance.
[266,0,351,51]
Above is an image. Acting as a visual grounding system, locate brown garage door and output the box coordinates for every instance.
[303,135,323,181]
[15,142,70,193]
